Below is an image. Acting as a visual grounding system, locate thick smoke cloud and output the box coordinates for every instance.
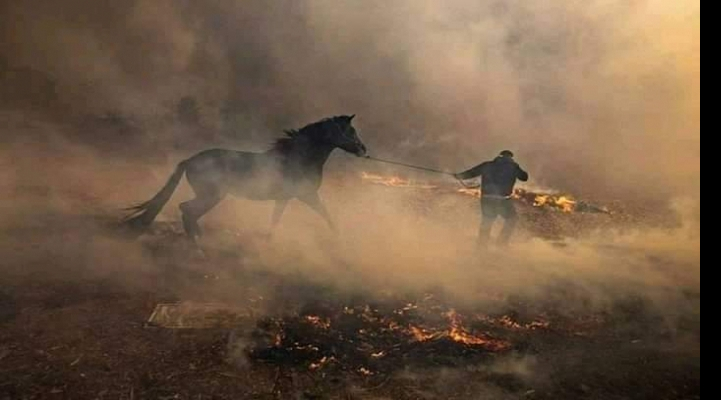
[0,6,700,393]
[1,0,700,201]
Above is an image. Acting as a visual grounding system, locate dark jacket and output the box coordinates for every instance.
[457,156,529,197]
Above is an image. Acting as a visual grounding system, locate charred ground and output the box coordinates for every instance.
[0,177,700,400]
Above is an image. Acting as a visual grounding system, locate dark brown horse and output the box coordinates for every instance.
[124,115,367,240]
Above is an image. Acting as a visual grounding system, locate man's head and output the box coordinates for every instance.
[499,150,515,158]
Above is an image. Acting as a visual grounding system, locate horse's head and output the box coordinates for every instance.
[324,115,367,157]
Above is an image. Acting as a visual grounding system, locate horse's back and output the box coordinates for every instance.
[188,148,266,169]
[189,148,252,161]
[185,148,286,199]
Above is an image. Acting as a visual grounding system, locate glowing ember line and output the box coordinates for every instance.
[361,172,438,189]
[404,311,512,350]
[304,315,332,330]
[410,326,442,342]
[309,356,337,371]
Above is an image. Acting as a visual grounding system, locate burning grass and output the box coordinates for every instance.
[361,172,610,214]
[245,290,607,378]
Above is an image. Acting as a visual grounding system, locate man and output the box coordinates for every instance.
[455,150,529,247]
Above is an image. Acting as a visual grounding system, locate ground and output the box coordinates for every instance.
[0,181,700,400]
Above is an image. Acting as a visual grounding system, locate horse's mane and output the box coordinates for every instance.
[272,117,339,155]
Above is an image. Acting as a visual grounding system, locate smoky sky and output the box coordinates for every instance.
[0,0,700,201]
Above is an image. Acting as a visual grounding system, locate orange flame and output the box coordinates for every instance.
[361,172,438,189]
[305,315,332,330]
[446,310,492,346]
[479,315,552,331]
[534,194,577,213]
[309,356,337,371]
[406,310,512,350]
[458,188,482,198]
[361,171,595,214]
[410,326,442,342]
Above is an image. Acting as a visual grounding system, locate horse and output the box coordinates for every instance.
[124,115,367,240]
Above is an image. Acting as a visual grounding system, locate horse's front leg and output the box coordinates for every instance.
[299,194,337,232]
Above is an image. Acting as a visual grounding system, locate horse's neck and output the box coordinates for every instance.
[279,139,335,171]
[304,142,336,169]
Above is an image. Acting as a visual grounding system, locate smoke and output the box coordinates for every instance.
[0,0,700,312]
[1,0,700,200]
[0,3,700,393]
[211,180,700,318]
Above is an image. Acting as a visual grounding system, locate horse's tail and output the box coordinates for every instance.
[123,161,188,230]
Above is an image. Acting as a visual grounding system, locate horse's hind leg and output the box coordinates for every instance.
[180,192,225,240]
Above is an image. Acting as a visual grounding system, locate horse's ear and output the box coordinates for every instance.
[349,114,356,122]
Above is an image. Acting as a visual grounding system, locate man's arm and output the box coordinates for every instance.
[455,162,489,180]
[517,165,529,182]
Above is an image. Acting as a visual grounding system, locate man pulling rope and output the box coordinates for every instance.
[365,150,529,247]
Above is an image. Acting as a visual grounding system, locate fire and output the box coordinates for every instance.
[456,188,580,213]
[447,311,511,350]
[479,315,552,331]
[446,310,490,346]
[360,171,606,214]
[361,172,437,189]
[458,188,482,198]
[244,285,619,380]
[309,356,337,371]
[533,194,577,213]
[395,303,418,315]
[406,310,511,350]
[249,296,609,376]
[304,315,332,330]
[410,326,442,342]
[294,344,320,352]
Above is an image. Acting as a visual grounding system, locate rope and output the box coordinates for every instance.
[362,156,480,189]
